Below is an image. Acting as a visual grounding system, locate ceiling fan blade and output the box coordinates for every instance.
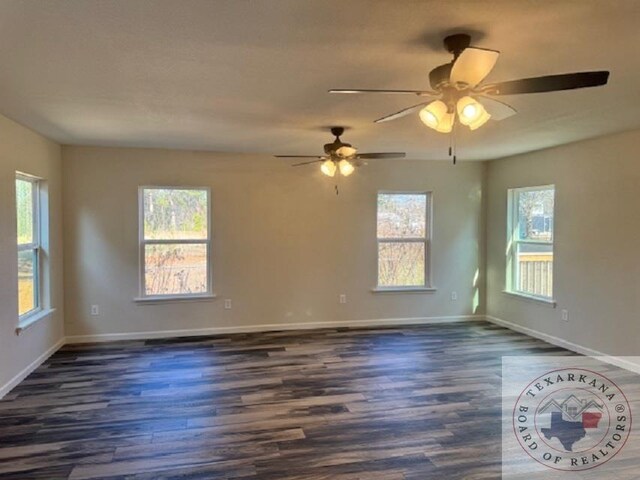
[275,155,324,158]
[291,159,325,167]
[356,152,406,159]
[477,96,517,121]
[374,102,429,123]
[336,146,358,158]
[482,71,610,95]
[329,89,437,97]
[450,47,500,88]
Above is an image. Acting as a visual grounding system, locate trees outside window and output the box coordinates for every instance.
[139,187,211,298]
[377,193,430,288]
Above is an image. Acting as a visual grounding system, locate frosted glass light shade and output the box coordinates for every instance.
[338,159,355,176]
[435,112,455,133]
[457,96,491,130]
[320,160,337,177]
[419,100,448,130]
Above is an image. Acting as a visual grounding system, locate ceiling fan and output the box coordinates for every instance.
[329,33,610,134]
[275,127,405,178]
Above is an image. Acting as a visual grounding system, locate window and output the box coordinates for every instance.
[139,187,211,298]
[16,173,41,318]
[507,185,555,299]
[377,192,430,289]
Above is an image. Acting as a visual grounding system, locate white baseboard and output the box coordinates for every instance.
[485,315,640,374]
[0,337,65,399]
[65,315,481,344]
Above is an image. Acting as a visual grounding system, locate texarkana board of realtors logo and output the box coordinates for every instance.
[514,368,630,470]
[503,357,638,479]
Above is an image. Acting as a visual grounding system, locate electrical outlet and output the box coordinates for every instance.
[451,291,458,301]
[561,309,569,322]
[224,299,232,310]
[90,305,100,316]
[339,294,347,304]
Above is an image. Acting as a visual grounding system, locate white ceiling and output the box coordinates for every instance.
[0,0,639,160]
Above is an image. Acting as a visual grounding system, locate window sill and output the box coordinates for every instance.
[502,290,557,307]
[134,293,217,304]
[371,287,437,294]
[16,308,56,336]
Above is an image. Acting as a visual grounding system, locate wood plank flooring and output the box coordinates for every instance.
[0,321,572,479]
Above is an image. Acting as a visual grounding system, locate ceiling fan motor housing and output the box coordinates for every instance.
[324,126,351,155]
[443,33,471,57]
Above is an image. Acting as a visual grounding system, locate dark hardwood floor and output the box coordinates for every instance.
[0,321,571,479]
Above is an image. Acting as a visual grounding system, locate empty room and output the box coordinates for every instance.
[1,1,639,479]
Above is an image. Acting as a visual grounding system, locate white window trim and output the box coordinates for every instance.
[371,286,437,293]
[137,186,213,301]
[15,308,57,335]
[16,172,43,324]
[133,293,217,304]
[502,290,557,307]
[505,184,555,303]
[374,191,433,292]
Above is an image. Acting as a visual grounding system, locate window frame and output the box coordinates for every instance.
[506,184,555,302]
[137,186,213,301]
[16,172,42,320]
[375,191,433,291]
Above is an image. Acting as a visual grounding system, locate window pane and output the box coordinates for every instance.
[517,188,554,242]
[516,243,553,298]
[16,178,34,245]
[18,249,37,315]
[377,194,426,239]
[145,244,208,295]
[144,189,208,240]
[378,242,425,287]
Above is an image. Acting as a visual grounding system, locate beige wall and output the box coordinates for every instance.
[62,146,485,336]
[486,130,640,356]
[0,114,64,392]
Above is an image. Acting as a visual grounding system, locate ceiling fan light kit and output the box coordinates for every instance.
[417,95,490,133]
[318,158,355,178]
